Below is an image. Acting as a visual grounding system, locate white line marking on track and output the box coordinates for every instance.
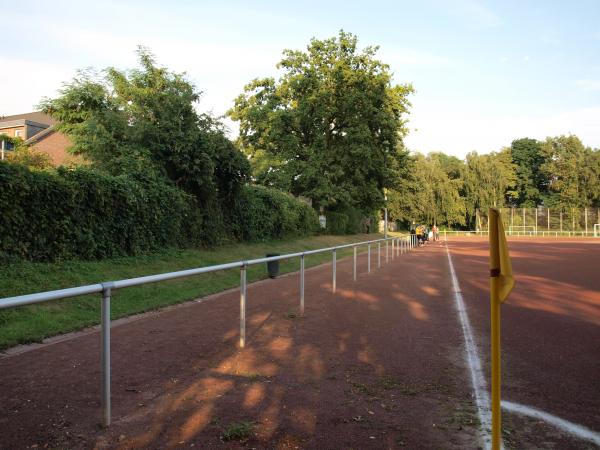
[445,242,600,448]
[502,401,600,446]
[445,243,494,450]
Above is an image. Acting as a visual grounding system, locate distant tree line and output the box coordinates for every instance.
[386,136,600,229]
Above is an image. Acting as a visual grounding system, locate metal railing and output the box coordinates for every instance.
[0,234,419,426]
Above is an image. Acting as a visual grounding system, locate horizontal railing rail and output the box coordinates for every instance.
[0,234,419,427]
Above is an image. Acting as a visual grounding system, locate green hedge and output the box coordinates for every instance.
[230,185,319,241]
[0,163,204,261]
[325,208,378,235]
[0,163,320,261]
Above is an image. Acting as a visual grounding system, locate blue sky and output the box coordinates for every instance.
[1,0,599,156]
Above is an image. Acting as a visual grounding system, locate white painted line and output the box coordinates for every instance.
[502,401,600,446]
[446,242,600,448]
[445,243,495,450]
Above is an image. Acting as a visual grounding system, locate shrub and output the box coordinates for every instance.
[0,162,200,261]
[325,211,349,235]
[230,185,319,241]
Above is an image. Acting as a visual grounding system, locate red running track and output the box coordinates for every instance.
[446,237,600,443]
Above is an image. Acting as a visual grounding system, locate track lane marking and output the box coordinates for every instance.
[445,243,494,449]
[445,242,600,448]
[502,401,600,445]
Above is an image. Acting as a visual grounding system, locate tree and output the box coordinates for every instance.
[40,48,249,201]
[509,138,545,207]
[461,150,516,227]
[388,153,465,228]
[229,31,413,212]
[540,135,587,209]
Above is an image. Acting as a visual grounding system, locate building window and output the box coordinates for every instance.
[15,129,23,138]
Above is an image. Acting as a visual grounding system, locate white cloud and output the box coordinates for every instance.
[404,105,600,157]
[0,58,76,115]
[379,48,451,67]
[448,0,503,30]
[575,79,600,91]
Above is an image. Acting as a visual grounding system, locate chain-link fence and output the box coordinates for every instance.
[475,207,600,236]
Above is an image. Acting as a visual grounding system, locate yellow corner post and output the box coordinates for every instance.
[489,208,514,450]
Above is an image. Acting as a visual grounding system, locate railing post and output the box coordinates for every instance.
[101,282,114,428]
[353,246,357,281]
[368,244,371,273]
[378,242,381,268]
[332,249,337,293]
[300,254,305,316]
[240,263,247,348]
[386,240,389,263]
[391,238,395,260]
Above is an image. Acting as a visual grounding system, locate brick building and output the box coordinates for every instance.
[0,112,73,165]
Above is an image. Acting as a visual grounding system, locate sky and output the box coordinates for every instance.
[1,0,599,157]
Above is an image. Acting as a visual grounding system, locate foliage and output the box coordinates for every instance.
[229,185,319,242]
[229,30,413,212]
[325,211,349,235]
[510,138,545,207]
[460,150,517,227]
[540,135,598,209]
[0,161,201,261]
[39,48,249,202]
[5,147,53,170]
[221,421,254,441]
[387,154,465,228]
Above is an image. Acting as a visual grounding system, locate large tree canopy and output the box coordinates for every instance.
[40,48,249,201]
[229,31,413,212]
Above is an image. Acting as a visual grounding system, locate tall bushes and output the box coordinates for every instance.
[230,185,319,241]
[0,163,197,260]
[0,162,320,261]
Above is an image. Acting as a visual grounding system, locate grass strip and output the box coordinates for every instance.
[0,234,384,350]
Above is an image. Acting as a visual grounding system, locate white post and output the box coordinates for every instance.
[391,239,395,260]
[378,242,381,268]
[101,283,113,427]
[353,246,357,282]
[332,249,336,293]
[240,264,247,348]
[368,244,371,273]
[585,208,588,235]
[300,255,305,316]
[384,208,388,239]
[386,240,389,262]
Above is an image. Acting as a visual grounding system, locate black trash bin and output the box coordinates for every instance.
[266,253,280,278]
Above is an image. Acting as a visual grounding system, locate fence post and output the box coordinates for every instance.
[386,240,389,262]
[368,244,371,273]
[240,264,247,348]
[391,239,395,260]
[397,238,400,256]
[585,208,588,235]
[101,282,114,428]
[300,254,305,316]
[353,246,357,282]
[378,242,381,268]
[332,249,337,293]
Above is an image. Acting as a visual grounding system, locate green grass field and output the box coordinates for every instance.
[0,234,384,351]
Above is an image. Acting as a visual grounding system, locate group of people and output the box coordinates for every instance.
[410,223,440,246]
